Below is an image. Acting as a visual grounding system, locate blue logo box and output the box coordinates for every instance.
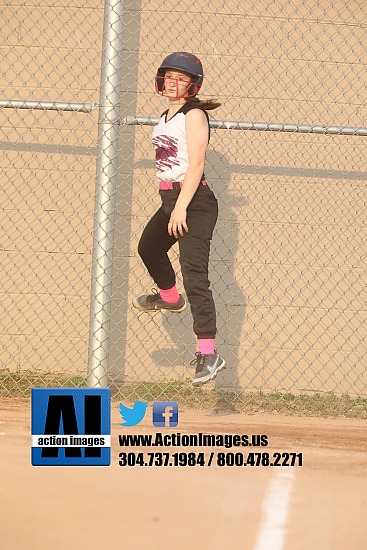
[31,388,111,466]
[152,401,179,427]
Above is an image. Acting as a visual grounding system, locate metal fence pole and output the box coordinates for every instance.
[122,115,367,136]
[87,0,125,388]
[0,101,95,112]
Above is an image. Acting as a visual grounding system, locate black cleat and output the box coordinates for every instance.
[191,352,226,386]
[132,289,186,312]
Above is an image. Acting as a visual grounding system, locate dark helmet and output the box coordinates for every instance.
[155,52,204,97]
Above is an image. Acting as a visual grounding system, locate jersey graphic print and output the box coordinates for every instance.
[152,135,180,173]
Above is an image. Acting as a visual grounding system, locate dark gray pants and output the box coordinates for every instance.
[137,184,218,339]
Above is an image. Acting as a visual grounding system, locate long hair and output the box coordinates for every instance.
[185,97,222,111]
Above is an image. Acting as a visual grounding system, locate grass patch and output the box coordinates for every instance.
[0,371,86,398]
[252,391,367,418]
[112,381,367,418]
[1,371,366,419]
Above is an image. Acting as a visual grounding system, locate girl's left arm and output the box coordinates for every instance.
[168,108,209,238]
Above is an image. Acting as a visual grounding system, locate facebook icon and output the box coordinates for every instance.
[152,402,179,427]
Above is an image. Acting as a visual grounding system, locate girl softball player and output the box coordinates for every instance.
[133,51,225,386]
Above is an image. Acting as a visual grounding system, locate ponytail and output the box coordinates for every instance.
[185,97,221,111]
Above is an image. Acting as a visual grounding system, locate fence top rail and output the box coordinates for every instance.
[1,104,366,134]
[122,115,367,136]
[0,100,96,113]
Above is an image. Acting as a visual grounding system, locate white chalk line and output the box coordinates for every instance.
[252,468,295,550]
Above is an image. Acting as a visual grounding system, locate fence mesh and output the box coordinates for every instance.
[1,0,366,416]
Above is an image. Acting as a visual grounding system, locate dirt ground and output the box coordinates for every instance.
[1,399,366,550]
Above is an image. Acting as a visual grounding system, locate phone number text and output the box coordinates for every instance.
[118,451,303,467]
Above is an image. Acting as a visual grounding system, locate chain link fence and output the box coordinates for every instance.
[1,0,366,416]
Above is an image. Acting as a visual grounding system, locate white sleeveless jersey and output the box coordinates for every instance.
[152,103,209,182]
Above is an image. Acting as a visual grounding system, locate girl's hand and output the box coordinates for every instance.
[168,206,188,238]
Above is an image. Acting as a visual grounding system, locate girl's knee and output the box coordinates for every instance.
[137,240,151,263]
[182,272,210,295]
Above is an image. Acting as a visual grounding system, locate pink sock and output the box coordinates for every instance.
[159,285,180,304]
[199,338,215,355]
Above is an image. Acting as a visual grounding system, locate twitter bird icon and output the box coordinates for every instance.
[119,401,148,427]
